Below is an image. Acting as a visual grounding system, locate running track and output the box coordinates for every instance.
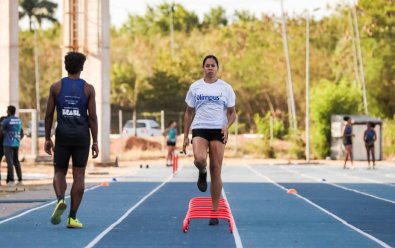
[0,163,394,247]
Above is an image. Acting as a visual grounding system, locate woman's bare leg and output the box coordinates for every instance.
[192,137,209,192]
[366,145,371,168]
[371,146,376,168]
[208,141,225,212]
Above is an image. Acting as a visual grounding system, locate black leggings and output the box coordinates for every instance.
[4,146,22,182]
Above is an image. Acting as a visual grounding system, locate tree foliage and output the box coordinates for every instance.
[110,63,137,108]
[19,25,61,112]
[202,6,228,28]
[19,0,58,31]
[310,80,363,157]
[120,3,199,36]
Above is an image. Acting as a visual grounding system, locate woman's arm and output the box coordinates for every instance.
[182,106,194,154]
[222,106,237,144]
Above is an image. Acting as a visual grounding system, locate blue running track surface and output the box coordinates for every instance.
[281,182,395,247]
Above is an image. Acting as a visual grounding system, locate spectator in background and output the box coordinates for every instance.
[163,120,177,167]
[364,122,377,170]
[1,106,24,185]
[342,116,354,170]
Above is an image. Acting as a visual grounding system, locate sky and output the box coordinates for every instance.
[45,0,353,29]
[110,0,354,27]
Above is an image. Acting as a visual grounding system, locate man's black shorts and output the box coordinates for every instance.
[54,144,90,169]
[192,129,225,144]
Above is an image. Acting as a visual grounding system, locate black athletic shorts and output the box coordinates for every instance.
[192,129,225,144]
[365,141,374,148]
[343,138,352,146]
[166,141,176,147]
[54,144,90,169]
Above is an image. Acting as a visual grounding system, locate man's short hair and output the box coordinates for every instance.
[64,52,86,74]
[7,105,16,115]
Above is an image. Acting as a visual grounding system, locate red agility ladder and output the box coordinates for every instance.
[182,197,234,233]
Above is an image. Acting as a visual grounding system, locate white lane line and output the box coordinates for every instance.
[0,185,101,225]
[314,167,395,188]
[281,166,395,205]
[221,188,243,248]
[0,164,155,224]
[246,165,392,248]
[85,174,174,248]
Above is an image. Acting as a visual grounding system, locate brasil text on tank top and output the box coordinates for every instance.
[55,77,90,146]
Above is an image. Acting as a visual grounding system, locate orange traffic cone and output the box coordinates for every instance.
[100,181,109,187]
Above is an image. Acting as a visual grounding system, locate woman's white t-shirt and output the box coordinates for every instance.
[185,79,236,129]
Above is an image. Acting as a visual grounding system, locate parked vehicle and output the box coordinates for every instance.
[25,120,55,137]
[25,120,45,137]
[122,119,162,137]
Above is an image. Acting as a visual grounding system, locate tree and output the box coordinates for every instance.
[19,0,58,32]
[121,3,199,36]
[233,10,257,23]
[110,63,137,108]
[310,80,362,158]
[202,6,228,28]
[19,0,58,120]
[354,0,395,117]
[139,70,189,113]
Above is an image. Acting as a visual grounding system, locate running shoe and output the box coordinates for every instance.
[50,199,67,225]
[197,171,207,192]
[6,181,15,187]
[67,217,83,228]
[209,218,219,225]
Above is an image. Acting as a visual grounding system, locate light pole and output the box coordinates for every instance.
[280,0,297,130]
[348,10,361,89]
[305,8,319,163]
[169,3,175,59]
[351,0,368,115]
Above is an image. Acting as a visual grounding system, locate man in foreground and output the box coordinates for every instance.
[44,51,99,228]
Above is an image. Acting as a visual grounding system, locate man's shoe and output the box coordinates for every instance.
[197,171,207,192]
[50,200,67,225]
[67,217,83,228]
[209,218,219,225]
[6,181,15,187]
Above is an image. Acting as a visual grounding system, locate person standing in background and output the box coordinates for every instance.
[342,116,354,170]
[363,122,377,170]
[2,106,24,185]
[163,120,177,167]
